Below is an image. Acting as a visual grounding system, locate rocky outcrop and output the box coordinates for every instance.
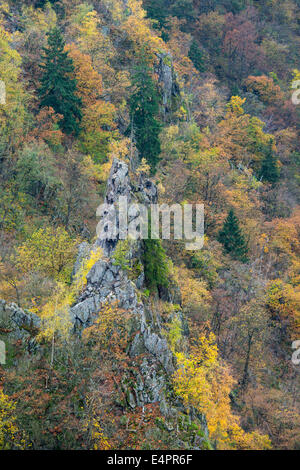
[70,159,182,411]
[0,300,41,358]
[155,52,181,117]
[0,157,209,445]
[70,158,176,407]
[0,299,40,335]
[68,158,209,448]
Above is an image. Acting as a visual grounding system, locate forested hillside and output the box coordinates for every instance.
[0,0,299,451]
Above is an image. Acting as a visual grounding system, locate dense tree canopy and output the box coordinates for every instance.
[38,27,82,135]
[0,0,299,451]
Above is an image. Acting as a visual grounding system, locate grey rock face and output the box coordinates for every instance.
[155,52,180,115]
[86,260,108,285]
[69,158,177,409]
[0,299,41,333]
[95,159,132,257]
[72,242,91,278]
[0,155,208,442]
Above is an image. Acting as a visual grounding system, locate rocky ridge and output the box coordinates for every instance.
[0,158,209,448]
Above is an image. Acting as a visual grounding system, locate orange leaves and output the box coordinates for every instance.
[28,107,63,147]
[65,43,117,162]
[244,75,284,105]
[66,44,103,107]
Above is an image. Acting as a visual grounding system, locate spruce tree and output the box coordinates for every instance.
[218,209,248,262]
[129,60,162,172]
[38,28,82,135]
[143,239,169,291]
[188,40,205,73]
[259,140,280,184]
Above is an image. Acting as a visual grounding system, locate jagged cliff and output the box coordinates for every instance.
[0,158,209,449]
[71,159,175,406]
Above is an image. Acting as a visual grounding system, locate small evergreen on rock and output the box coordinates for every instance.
[38,27,82,135]
[218,209,249,262]
[143,239,169,291]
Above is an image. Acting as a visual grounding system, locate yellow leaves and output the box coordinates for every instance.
[90,419,112,451]
[37,282,72,343]
[82,101,116,133]
[291,68,300,83]
[217,96,273,168]
[16,226,78,284]
[173,333,270,449]
[102,0,125,23]
[225,187,255,215]
[269,217,299,259]
[136,158,151,176]
[0,2,9,16]
[37,247,103,343]
[266,209,300,291]
[175,265,211,319]
[226,96,246,116]
[82,395,112,450]
[124,0,165,53]
[21,3,57,32]
[257,232,271,257]
[66,43,117,163]
[73,247,103,296]
[69,6,115,70]
[103,0,166,55]
[267,279,300,334]
[109,137,131,162]
[162,316,183,353]
[244,75,284,105]
[77,11,99,44]
[0,22,28,150]
[0,25,22,92]
[81,155,103,182]
[79,100,117,163]
[0,388,26,449]
[226,423,271,450]
[174,332,229,440]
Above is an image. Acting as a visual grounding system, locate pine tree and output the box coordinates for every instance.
[143,0,170,39]
[35,0,58,7]
[188,40,206,73]
[38,28,82,136]
[129,60,162,172]
[218,209,248,262]
[259,140,280,184]
[143,239,169,291]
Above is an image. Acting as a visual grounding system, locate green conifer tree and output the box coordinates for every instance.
[259,140,280,184]
[38,28,82,135]
[143,239,169,291]
[129,60,162,172]
[218,209,248,262]
[188,40,206,73]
